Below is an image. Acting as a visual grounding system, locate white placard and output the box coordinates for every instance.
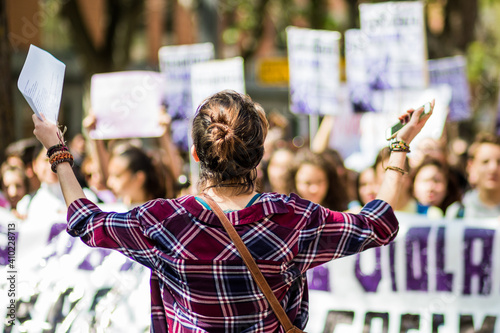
[158,43,215,151]
[359,1,428,90]
[286,26,341,115]
[17,44,66,124]
[428,56,471,122]
[158,43,214,118]
[89,71,165,139]
[190,57,246,115]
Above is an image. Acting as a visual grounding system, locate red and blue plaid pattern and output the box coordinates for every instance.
[67,192,398,332]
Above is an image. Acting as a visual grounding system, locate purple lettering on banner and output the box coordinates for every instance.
[364,312,389,333]
[308,265,331,291]
[432,314,445,333]
[355,248,381,292]
[389,242,397,291]
[463,228,494,295]
[406,227,431,291]
[436,227,453,291]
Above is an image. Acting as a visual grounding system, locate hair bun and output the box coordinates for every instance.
[210,123,232,140]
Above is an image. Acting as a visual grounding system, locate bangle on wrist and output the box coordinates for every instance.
[385,165,407,175]
[389,139,410,153]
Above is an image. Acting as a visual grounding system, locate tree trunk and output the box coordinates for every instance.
[0,0,14,162]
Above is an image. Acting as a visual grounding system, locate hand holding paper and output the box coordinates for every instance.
[17,45,66,125]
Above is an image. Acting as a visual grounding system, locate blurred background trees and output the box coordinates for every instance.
[1,0,499,161]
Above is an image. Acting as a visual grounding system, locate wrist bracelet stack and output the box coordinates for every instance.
[389,139,410,153]
[47,143,74,173]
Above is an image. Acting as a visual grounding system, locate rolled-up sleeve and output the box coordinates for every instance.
[298,199,399,271]
[67,198,157,269]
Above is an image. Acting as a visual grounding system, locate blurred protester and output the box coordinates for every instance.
[1,163,30,218]
[411,156,462,218]
[446,133,500,218]
[264,146,295,194]
[82,109,182,202]
[16,145,98,221]
[107,145,167,208]
[291,148,349,211]
[348,166,379,213]
[68,132,88,188]
[374,146,415,212]
[409,137,447,168]
[322,148,359,205]
[81,155,116,204]
[5,137,41,194]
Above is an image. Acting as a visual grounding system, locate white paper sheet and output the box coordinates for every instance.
[17,44,66,124]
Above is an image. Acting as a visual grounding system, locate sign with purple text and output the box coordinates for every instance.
[158,43,215,151]
[305,214,500,333]
[428,56,471,122]
[359,1,428,91]
[286,26,342,115]
[90,71,165,139]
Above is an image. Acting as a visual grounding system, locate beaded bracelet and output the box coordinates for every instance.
[49,150,74,173]
[47,143,68,157]
[49,151,73,165]
[389,140,410,153]
[385,165,407,175]
[50,155,74,173]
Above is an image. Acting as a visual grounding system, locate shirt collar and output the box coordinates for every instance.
[179,193,290,226]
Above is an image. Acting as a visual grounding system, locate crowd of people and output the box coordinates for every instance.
[1,91,499,331]
[1,105,500,223]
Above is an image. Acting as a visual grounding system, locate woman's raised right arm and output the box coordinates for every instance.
[32,114,87,207]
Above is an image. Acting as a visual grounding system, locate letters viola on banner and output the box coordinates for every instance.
[305,213,500,333]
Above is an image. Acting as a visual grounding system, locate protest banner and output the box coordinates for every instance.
[0,204,150,333]
[158,43,215,151]
[428,56,471,122]
[359,1,428,91]
[305,213,500,333]
[286,26,342,116]
[89,71,165,140]
[17,44,66,124]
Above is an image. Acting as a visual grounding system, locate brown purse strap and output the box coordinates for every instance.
[201,193,301,333]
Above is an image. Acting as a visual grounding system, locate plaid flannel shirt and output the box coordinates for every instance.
[67,192,398,332]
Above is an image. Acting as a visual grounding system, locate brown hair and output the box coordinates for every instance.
[290,148,349,211]
[467,132,500,160]
[192,90,269,194]
[410,156,462,213]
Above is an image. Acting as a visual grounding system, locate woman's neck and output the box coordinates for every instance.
[202,187,258,211]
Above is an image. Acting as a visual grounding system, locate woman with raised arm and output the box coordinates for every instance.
[32,90,433,332]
